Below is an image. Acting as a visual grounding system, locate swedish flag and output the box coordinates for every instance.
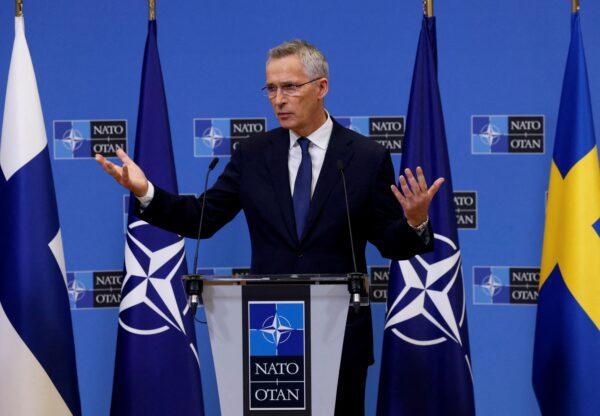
[532,11,600,416]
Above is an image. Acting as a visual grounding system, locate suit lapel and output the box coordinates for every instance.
[301,120,354,241]
[264,129,298,244]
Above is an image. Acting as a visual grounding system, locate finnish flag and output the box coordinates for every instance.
[0,15,81,416]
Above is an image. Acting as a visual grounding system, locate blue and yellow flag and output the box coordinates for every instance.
[532,11,600,416]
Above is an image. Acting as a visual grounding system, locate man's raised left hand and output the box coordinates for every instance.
[390,166,444,228]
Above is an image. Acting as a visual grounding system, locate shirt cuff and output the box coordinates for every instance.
[136,181,154,209]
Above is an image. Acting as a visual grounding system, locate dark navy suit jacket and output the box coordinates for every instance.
[136,118,433,365]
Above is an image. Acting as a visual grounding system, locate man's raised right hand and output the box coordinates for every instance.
[95,148,149,197]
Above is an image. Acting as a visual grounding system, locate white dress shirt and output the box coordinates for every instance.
[288,112,333,197]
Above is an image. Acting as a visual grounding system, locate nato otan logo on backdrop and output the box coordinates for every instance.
[193,118,266,157]
[369,266,390,303]
[248,301,307,411]
[471,115,544,154]
[53,120,127,159]
[473,266,539,305]
[67,270,123,309]
[454,191,477,229]
[336,116,405,153]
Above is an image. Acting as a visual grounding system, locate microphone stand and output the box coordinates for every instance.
[183,157,219,316]
[337,160,368,313]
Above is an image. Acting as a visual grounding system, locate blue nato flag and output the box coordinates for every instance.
[110,20,205,416]
[376,16,475,416]
[532,11,600,416]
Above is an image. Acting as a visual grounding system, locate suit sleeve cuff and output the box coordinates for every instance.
[410,217,431,245]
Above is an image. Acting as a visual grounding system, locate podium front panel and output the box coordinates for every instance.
[242,284,312,415]
[308,284,350,415]
[203,285,244,416]
[203,281,349,416]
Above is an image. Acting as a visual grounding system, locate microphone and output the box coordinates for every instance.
[336,160,363,312]
[207,157,219,171]
[184,157,219,316]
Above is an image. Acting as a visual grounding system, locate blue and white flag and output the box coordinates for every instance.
[532,11,600,415]
[110,20,205,416]
[0,16,81,416]
[377,17,475,415]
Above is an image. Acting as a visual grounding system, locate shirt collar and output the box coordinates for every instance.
[289,110,333,150]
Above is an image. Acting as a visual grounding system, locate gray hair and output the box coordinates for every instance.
[267,39,329,79]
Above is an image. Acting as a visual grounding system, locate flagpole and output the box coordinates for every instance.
[572,0,579,12]
[16,0,23,17]
[149,0,156,21]
[423,0,434,17]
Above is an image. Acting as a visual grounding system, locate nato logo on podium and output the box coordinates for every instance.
[248,301,307,411]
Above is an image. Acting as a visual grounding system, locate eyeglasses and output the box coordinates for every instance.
[261,78,323,98]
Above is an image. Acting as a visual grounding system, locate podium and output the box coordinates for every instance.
[198,274,368,416]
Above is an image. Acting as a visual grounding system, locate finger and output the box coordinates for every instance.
[116,148,132,164]
[427,177,445,198]
[100,158,115,174]
[398,175,413,198]
[95,154,106,165]
[122,164,130,184]
[404,168,421,195]
[390,184,407,207]
[416,166,428,192]
[103,160,123,179]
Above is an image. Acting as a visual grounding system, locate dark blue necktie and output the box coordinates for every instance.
[293,137,312,239]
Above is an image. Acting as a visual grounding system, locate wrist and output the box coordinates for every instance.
[408,216,429,231]
[133,181,149,198]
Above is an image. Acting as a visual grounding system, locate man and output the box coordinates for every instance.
[97,39,443,415]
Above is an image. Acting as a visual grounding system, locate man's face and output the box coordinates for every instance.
[265,55,328,136]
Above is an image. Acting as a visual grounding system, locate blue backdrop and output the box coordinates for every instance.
[1,1,599,415]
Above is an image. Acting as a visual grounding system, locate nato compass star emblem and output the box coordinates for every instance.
[385,234,466,347]
[68,279,86,303]
[260,313,293,346]
[201,126,224,150]
[481,274,503,298]
[479,123,501,147]
[119,220,189,336]
[61,128,84,152]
